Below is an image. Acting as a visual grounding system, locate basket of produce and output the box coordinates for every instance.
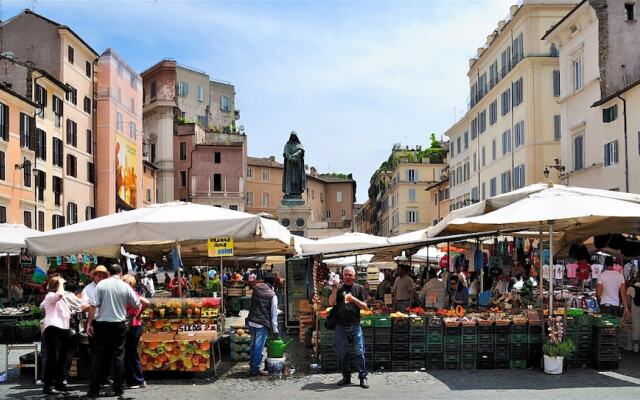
[443,317,461,327]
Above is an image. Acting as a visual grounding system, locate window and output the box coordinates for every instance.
[131,98,136,114]
[246,167,253,180]
[213,173,222,191]
[150,81,157,98]
[53,176,63,206]
[83,96,91,114]
[407,169,417,182]
[37,211,44,232]
[408,188,416,202]
[553,70,560,97]
[85,61,92,78]
[87,162,95,183]
[512,32,524,64]
[489,60,499,88]
[23,159,31,187]
[473,153,477,172]
[130,74,137,90]
[52,214,64,228]
[220,95,231,112]
[407,210,418,224]
[470,118,477,140]
[0,151,4,180]
[478,110,486,134]
[470,82,478,107]
[261,169,269,181]
[35,84,48,110]
[457,136,462,153]
[482,182,486,200]
[0,206,6,223]
[513,77,523,107]
[337,191,343,202]
[66,154,77,177]
[116,112,123,132]
[24,210,32,229]
[471,187,479,202]
[502,130,512,155]
[626,3,635,20]
[501,46,511,77]
[53,96,63,128]
[179,142,187,160]
[117,62,124,78]
[500,170,511,193]
[66,85,77,105]
[262,192,269,207]
[180,171,187,187]
[489,100,497,125]
[53,138,64,167]
[67,45,74,64]
[501,88,511,116]
[602,105,618,123]
[67,202,78,225]
[450,141,455,157]
[572,56,584,91]
[341,209,346,218]
[150,143,156,163]
[514,164,526,190]
[197,86,204,102]
[35,170,44,202]
[604,140,619,166]
[554,115,561,141]
[463,162,470,181]
[573,135,584,171]
[326,209,331,219]
[178,81,189,96]
[492,139,496,161]
[246,192,254,206]
[66,119,77,147]
[86,206,95,221]
[464,131,469,149]
[514,121,525,148]
[214,152,221,164]
[20,113,34,150]
[117,87,122,104]
[481,147,486,167]
[86,129,93,154]
[36,129,46,160]
[129,122,136,139]
[0,103,8,141]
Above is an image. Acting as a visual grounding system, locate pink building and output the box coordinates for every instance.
[95,49,143,215]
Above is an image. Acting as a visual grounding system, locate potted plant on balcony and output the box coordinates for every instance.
[543,316,575,374]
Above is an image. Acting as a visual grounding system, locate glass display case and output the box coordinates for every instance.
[285,257,312,328]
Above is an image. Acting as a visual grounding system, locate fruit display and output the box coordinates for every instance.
[138,332,215,372]
[143,318,218,334]
[230,329,251,361]
[144,297,220,320]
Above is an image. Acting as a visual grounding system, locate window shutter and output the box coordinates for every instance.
[2,105,8,141]
[604,144,609,166]
[20,114,25,147]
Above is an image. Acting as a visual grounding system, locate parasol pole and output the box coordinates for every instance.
[220,256,224,314]
[539,222,544,306]
[479,238,484,294]
[548,220,555,316]
[174,241,183,298]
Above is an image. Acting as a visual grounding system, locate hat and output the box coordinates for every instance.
[263,273,275,287]
[91,265,109,277]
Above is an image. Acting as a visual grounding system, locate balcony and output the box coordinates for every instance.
[197,131,246,146]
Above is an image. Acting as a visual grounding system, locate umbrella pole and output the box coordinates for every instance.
[220,256,224,314]
[175,242,182,298]
[539,222,544,306]
[479,238,483,294]
[548,221,555,316]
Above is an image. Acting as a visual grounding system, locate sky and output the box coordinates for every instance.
[3,0,514,202]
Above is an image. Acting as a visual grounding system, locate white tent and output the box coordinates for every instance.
[0,224,42,254]
[395,246,445,263]
[388,228,433,244]
[299,232,389,254]
[25,202,294,258]
[324,254,374,267]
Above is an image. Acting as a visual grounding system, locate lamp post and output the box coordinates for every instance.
[543,159,569,184]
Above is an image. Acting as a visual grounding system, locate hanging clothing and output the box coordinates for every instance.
[566,263,578,279]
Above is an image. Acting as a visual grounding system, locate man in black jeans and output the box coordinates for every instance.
[328,266,369,389]
[86,264,140,399]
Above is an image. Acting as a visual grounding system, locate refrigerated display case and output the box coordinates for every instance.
[285,257,312,329]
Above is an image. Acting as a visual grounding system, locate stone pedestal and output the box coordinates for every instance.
[277,203,311,237]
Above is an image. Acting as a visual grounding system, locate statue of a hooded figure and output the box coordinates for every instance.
[282,132,306,201]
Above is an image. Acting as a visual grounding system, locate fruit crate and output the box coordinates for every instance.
[374,343,392,353]
[445,335,461,344]
[444,361,460,369]
[478,324,495,335]
[444,325,461,336]
[410,342,426,353]
[477,343,494,353]
[373,316,392,328]
[461,360,476,369]
[444,343,461,354]
[410,326,426,337]
[374,351,392,363]
[360,317,373,328]
[510,359,526,369]
[494,360,510,369]
[510,324,527,335]
[528,324,543,334]
[410,316,426,327]
[495,325,510,335]
[592,314,620,328]
[495,349,510,360]
[410,352,426,361]
[462,325,477,335]
[393,342,410,353]
[426,334,443,344]
[392,317,410,332]
[528,334,543,344]
[426,354,443,369]
[477,359,494,369]
[427,317,444,330]
[392,351,409,361]
[427,343,444,353]
[462,343,477,353]
[495,335,510,345]
[374,335,392,346]
[462,334,478,344]
[392,360,410,371]
[478,333,494,343]
[409,360,426,370]
[511,333,528,344]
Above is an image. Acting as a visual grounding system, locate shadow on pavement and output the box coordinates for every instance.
[299,381,344,392]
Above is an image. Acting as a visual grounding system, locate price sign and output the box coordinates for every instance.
[208,237,234,257]
[178,324,217,332]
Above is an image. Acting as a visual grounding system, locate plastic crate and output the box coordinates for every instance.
[374,335,392,346]
[528,334,543,344]
[392,360,410,371]
[409,360,426,370]
[410,317,426,327]
[375,352,392,362]
[495,325,510,335]
[410,342,426,353]
[477,343,494,353]
[592,315,620,328]
[461,325,477,335]
[510,359,526,369]
[510,324,527,334]
[374,343,392,353]
[410,352,426,360]
[511,333,528,344]
[495,360,510,369]
[461,360,476,369]
[445,335,461,344]
[427,317,444,329]
[478,325,495,335]
[373,316,392,328]
[445,343,461,354]
[375,361,392,371]
[426,334,443,344]
[393,343,410,352]
[375,327,392,337]
[426,361,443,369]
[478,333,494,343]
[495,350,510,360]
[444,361,460,369]
[462,343,477,353]
[477,359,494,369]
[410,326,426,337]
[392,317,410,332]
[445,326,461,336]
[427,343,444,353]
[528,324,543,335]
[462,334,478,344]
[495,335,510,345]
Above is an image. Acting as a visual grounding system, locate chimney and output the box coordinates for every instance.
[310,166,318,177]
[498,20,506,30]
[510,5,518,18]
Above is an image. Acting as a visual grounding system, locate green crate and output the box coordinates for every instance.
[592,315,620,328]
[410,317,426,327]
[511,333,528,344]
[462,334,478,344]
[445,335,461,344]
[360,317,373,328]
[373,316,392,328]
[427,335,443,344]
[528,334,543,344]
[510,359,526,369]
[478,334,494,343]
[576,314,592,326]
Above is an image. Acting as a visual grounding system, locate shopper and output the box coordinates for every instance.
[392,265,415,311]
[626,278,640,352]
[447,275,469,308]
[168,272,189,297]
[141,271,155,297]
[376,272,393,302]
[419,269,446,308]
[40,276,71,395]
[328,266,369,389]
[122,274,150,389]
[247,273,278,376]
[86,264,141,399]
[597,256,628,317]
[7,278,23,306]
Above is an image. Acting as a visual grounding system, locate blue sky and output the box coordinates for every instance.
[4,0,512,202]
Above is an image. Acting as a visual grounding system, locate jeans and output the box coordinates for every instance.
[124,325,145,386]
[88,321,127,396]
[43,326,69,390]
[333,324,367,380]
[248,326,269,374]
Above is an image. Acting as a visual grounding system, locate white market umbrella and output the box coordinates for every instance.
[26,202,294,258]
[324,254,374,267]
[388,228,433,244]
[0,223,42,254]
[299,232,389,254]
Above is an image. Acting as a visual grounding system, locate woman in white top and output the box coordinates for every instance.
[626,279,640,352]
[40,276,71,395]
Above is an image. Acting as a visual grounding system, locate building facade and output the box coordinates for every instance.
[544,0,640,193]
[445,1,577,210]
[95,48,144,216]
[426,176,451,226]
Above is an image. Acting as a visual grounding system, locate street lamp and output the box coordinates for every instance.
[543,159,569,183]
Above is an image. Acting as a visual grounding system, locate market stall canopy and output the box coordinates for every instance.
[25,202,295,258]
[445,183,640,248]
[324,254,374,267]
[388,228,433,244]
[299,232,389,254]
[0,224,42,254]
[292,234,315,255]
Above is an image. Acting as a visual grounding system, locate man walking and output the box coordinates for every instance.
[247,273,279,376]
[329,266,369,389]
[597,256,629,317]
[86,264,140,399]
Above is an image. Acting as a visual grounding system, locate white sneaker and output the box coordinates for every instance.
[36,379,44,386]
[633,343,639,353]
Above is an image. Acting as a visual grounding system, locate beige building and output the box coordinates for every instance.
[445,1,577,210]
[426,175,451,226]
[544,0,640,193]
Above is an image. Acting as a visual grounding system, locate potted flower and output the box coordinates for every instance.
[543,316,575,374]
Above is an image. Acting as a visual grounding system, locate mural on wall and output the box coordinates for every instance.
[116,135,138,209]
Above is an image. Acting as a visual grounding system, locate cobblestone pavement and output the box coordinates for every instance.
[1,346,640,400]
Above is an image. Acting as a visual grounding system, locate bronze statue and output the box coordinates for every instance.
[282,131,306,199]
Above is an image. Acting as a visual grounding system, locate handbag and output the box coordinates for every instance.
[324,306,337,331]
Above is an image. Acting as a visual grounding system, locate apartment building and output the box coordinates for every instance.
[95,48,144,215]
[142,160,158,207]
[445,1,577,210]
[544,0,640,193]
[426,175,451,226]
[2,10,99,227]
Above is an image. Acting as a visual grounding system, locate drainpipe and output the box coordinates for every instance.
[616,95,629,193]
[92,57,98,217]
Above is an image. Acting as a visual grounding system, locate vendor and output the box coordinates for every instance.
[447,275,469,308]
[418,269,445,309]
[376,272,392,302]
[392,265,415,311]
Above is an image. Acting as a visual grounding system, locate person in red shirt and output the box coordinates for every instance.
[577,258,591,289]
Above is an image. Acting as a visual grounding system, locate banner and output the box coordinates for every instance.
[116,135,138,209]
[208,237,234,257]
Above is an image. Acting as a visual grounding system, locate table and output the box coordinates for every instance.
[3,343,38,383]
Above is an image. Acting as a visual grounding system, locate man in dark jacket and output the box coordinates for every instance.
[247,274,278,376]
[329,266,369,389]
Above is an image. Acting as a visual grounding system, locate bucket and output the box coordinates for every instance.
[543,355,564,375]
[266,357,286,374]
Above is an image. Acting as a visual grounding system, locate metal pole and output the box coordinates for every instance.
[220,256,224,314]
[539,222,544,305]
[548,221,555,316]
[479,238,484,294]
[175,242,182,298]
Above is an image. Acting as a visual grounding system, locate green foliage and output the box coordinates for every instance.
[543,339,575,357]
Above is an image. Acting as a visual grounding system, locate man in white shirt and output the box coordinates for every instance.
[81,265,110,310]
[597,257,629,317]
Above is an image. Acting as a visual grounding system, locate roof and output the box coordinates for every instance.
[592,78,640,107]
[316,174,355,183]
[425,178,450,191]
[0,83,38,108]
[247,156,283,168]
[5,9,99,57]
[541,0,588,40]
[0,55,69,91]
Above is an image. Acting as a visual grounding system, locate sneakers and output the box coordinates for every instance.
[43,387,60,395]
[250,370,269,377]
[634,343,639,353]
[360,378,369,389]
[336,377,351,386]
[128,381,147,389]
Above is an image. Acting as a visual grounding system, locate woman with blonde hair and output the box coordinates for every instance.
[122,274,149,389]
[40,276,71,395]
